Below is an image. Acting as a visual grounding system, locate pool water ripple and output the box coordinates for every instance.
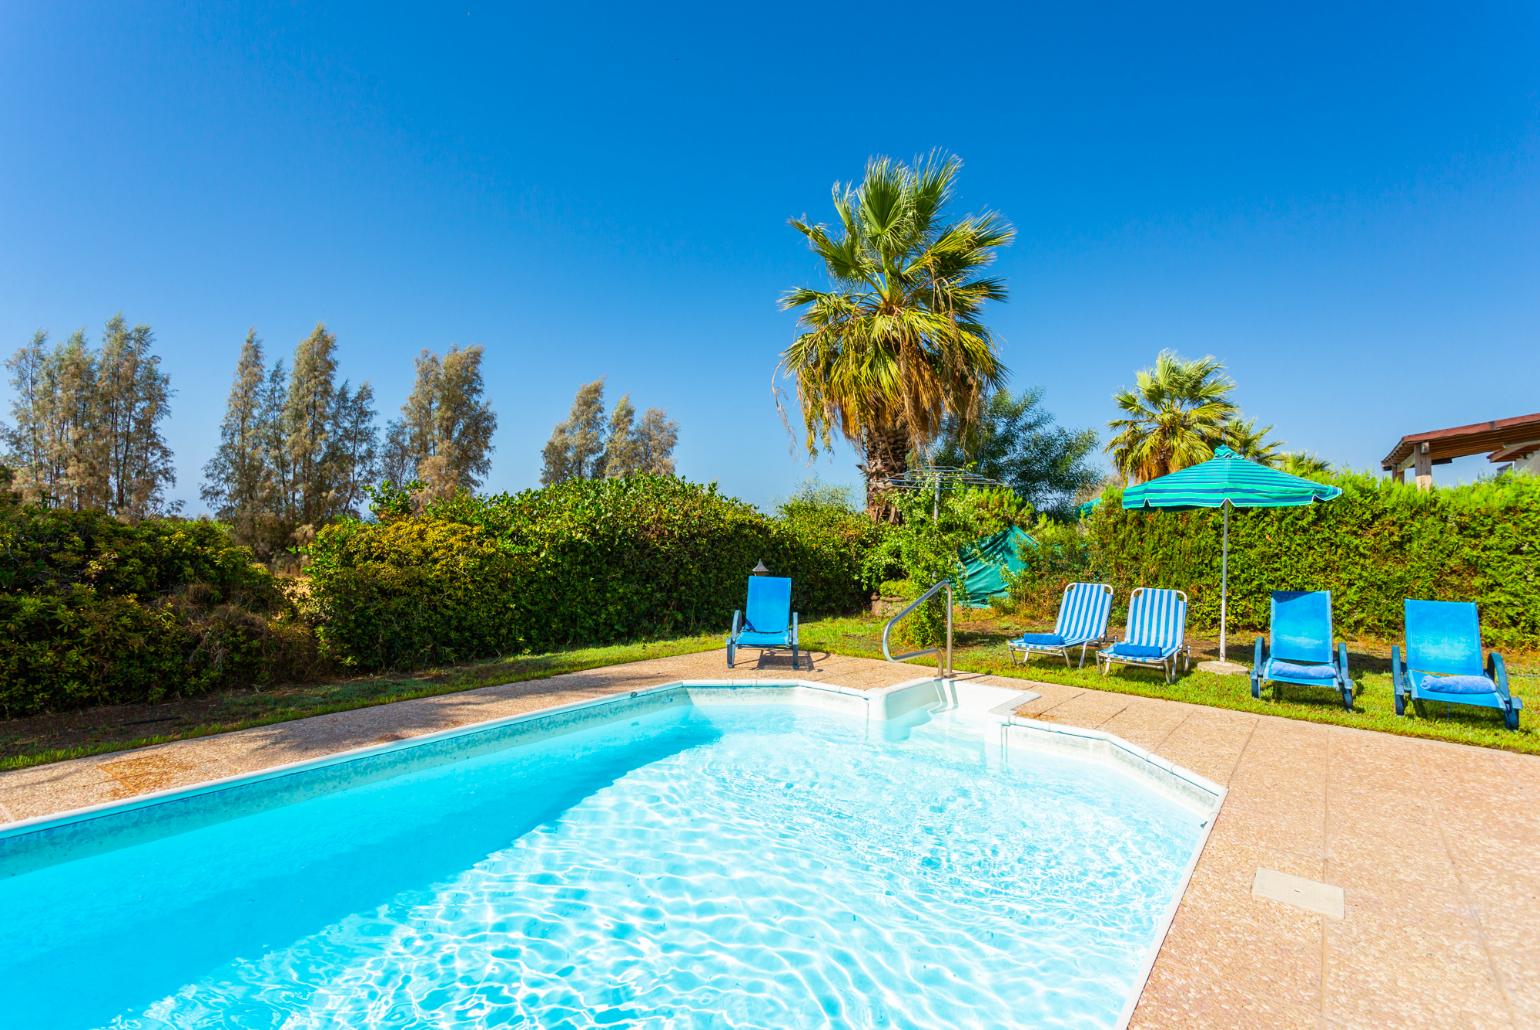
[1,699,1203,1028]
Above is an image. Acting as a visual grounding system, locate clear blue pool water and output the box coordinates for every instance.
[0,695,1206,1028]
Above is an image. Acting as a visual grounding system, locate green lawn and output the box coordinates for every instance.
[800,609,1540,756]
[0,634,721,772]
[4,609,1538,773]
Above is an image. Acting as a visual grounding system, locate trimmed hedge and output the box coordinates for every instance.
[0,506,317,717]
[1083,472,1540,646]
[305,475,876,670]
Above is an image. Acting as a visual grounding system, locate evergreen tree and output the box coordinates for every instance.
[98,316,176,518]
[383,345,496,496]
[281,323,377,539]
[383,350,441,487]
[331,379,378,517]
[202,330,279,549]
[3,317,175,517]
[2,331,54,502]
[52,330,106,511]
[934,387,1100,520]
[634,408,678,475]
[599,394,642,477]
[541,379,607,484]
[262,358,295,529]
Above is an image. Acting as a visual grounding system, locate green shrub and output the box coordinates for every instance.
[862,487,1028,646]
[0,506,315,717]
[304,517,524,669]
[306,475,876,669]
[1080,472,1540,646]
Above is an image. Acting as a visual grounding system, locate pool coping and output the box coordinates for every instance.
[0,674,1225,1029]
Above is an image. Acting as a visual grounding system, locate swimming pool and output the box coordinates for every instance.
[0,682,1214,1028]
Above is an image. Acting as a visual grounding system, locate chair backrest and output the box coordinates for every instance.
[744,576,792,634]
[1270,591,1333,664]
[1055,582,1113,642]
[1405,599,1483,676]
[1125,587,1187,651]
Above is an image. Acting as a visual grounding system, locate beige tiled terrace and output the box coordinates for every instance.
[3,649,1538,1028]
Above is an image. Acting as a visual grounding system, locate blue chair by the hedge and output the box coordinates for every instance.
[727,576,800,670]
[1251,590,1353,710]
[1006,582,1113,668]
[1393,600,1520,730]
[1097,587,1189,684]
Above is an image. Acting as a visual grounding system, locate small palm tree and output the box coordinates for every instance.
[1107,351,1238,482]
[1225,417,1282,467]
[1280,451,1332,478]
[779,152,1013,518]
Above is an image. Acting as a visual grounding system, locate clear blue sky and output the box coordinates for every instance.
[2,3,1537,511]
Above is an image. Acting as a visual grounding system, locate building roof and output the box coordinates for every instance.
[1381,412,1540,470]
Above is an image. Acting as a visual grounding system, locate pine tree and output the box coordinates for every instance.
[331,380,378,517]
[432,345,495,493]
[634,408,679,475]
[2,331,54,503]
[540,379,606,485]
[541,380,676,484]
[599,394,642,477]
[262,358,294,529]
[203,330,277,547]
[383,350,441,487]
[382,345,496,497]
[52,330,107,511]
[283,324,339,531]
[98,316,176,518]
[3,318,175,517]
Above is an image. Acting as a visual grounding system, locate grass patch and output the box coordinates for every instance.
[6,608,1539,773]
[0,634,720,772]
[801,610,1540,756]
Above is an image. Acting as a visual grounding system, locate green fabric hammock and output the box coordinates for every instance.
[957,525,1037,607]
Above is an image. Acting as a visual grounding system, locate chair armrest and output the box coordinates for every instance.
[1391,645,1405,693]
[791,612,799,643]
[1490,651,1510,699]
[1337,640,1351,682]
[1253,636,1264,671]
[730,610,742,639]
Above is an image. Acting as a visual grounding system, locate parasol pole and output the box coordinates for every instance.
[1220,502,1229,662]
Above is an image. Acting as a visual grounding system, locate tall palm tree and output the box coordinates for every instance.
[779,153,1013,518]
[1107,350,1238,482]
[1225,417,1282,467]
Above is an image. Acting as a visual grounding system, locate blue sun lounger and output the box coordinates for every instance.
[1097,587,1189,683]
[727,576,799,670]
[1251,590,1353,710]
[1006,582,1113,668]
[1393,599,1519,730]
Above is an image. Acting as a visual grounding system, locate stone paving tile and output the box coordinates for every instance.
[7,649,1540,1028]
[1093,701,1193,752]
[1023,688,1134,729]
[1140,707,1258,787]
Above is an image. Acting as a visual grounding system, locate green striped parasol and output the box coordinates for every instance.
[1122,446,1341,663]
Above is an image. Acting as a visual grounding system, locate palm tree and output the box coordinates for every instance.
[1280,451,1332,478]
[1107,351,1238,482]
[1225,417,1282,467]
[779,153,1012,518]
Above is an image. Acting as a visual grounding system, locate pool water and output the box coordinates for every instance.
[0,696,1206,1028]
